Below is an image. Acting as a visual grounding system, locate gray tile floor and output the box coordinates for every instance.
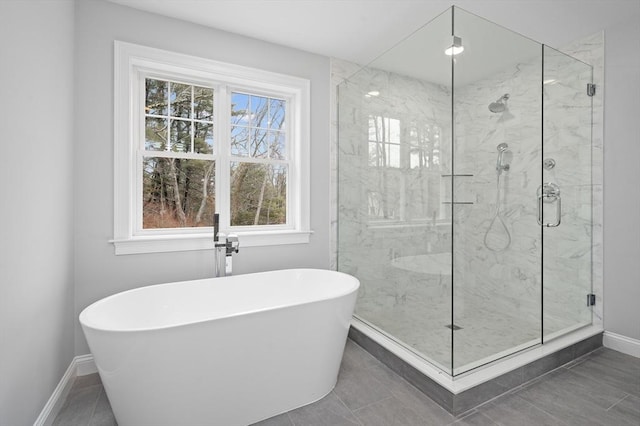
[53,340,640,426]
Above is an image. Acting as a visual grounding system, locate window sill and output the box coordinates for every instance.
[111,230,313,255]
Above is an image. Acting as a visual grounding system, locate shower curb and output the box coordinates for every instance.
[348,326,603,415]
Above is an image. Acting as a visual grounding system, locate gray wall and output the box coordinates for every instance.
[603,13,640,341]
[0,1,76,425]
[0,0,637,424]
[73,0,331,355]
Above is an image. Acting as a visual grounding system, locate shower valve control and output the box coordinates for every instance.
[543,158,556,170]
[539,182,560,199]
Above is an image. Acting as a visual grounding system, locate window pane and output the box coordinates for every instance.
[170,82,191,118]
[231,93,286,160]
[368,115,400,143]
[193,86,213,120]
[170,119,191,153]
[389,119,400,143]
[250,128,269,158]
[269,99,285,130]
[388,143,400,167]
[145,117,167,151]
[231,125,250,157]
[369,141,382,167]
[269,131,285,160]
[194,121,213,154]
[368,116,379,140]
[230,162,287,226]
[251,95,269,128]
[145,79,168,116]
[231,92,249,126]
[143,157,215,229]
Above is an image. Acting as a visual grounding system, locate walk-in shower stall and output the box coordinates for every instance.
[337,6,595,382]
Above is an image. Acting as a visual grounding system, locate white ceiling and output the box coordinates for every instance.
[108,0,638,65]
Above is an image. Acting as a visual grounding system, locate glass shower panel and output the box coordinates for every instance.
[337,9,454,373]
[542,47,593,340]
[451,8,543,374]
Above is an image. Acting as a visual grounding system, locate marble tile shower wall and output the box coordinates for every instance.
[452,53,543,355]
[330,31,604,372]
[451,49,597,366]
[336,64,455,368]
[336,66,453,281]
[451,33,605,341]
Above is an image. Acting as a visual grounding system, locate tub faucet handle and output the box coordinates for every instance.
[226,234,239,254]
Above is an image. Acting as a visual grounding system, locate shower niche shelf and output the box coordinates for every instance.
[441,174,475,204]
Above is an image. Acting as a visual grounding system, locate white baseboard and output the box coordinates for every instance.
[33,355,96,426]
[603,331,640,358]
[75,354,98,376]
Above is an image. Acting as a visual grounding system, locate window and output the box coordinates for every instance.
[113,42,311,254]
[368,115,401,168]
[365,113,445,224]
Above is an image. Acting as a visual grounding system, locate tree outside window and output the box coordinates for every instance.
[142,79,215,229]
[140,80,289,230]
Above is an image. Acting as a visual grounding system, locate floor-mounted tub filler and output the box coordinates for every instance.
[80,269,359,426]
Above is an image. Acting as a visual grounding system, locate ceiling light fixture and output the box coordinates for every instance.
[445,36,464,56]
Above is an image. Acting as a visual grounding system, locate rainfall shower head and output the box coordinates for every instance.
[497,143,509,152]
[489,94,510,113]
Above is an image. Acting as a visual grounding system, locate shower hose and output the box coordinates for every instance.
[483,171,512,252]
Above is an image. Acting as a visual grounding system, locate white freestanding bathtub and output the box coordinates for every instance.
[79,269,359,426]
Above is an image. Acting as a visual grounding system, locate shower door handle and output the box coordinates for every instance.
[537,183,561,227]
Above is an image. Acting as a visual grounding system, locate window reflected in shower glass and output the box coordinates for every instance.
[408,122,441,169]
[368,115,400,168]
[365,115,446,223]
[367,189,400,219]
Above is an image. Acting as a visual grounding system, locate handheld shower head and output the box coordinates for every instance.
[496,143,510,174]
[489,94,510,113]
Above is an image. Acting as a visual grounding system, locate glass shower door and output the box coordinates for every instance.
[542,47,593,340]
[451,8,543,374]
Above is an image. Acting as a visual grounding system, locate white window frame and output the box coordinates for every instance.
[112,41,311,255]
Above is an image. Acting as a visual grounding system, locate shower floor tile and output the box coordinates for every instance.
[356,291,542,372]
[52,342,639,426]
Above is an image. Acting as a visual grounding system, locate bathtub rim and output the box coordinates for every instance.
[79,268,360,333]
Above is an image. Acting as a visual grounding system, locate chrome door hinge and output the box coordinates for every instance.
[587,83,596,97]
[587,293,596,306]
